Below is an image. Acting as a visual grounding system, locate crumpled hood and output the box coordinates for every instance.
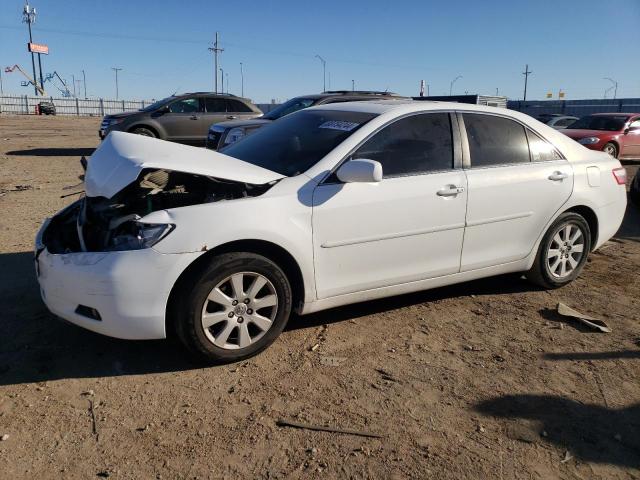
[85,131,284,198]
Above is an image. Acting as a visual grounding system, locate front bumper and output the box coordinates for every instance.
[35,221,203,339]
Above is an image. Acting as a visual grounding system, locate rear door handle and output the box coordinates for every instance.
[226,115,237,120]
[437,185,465,197]
[548,171,568,181]
[190,115,198,120]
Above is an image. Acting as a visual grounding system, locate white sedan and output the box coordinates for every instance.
[35,101,627,362]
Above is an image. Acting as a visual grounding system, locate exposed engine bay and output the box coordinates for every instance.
[43,169,275,254]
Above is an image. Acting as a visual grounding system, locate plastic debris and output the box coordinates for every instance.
[556,303,611,333]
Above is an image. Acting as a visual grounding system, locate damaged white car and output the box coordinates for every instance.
[35,102,627,362]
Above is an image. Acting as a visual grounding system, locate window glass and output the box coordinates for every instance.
[263,98,316,120]
[557,118,576,127]
[222,110,376,177]
[629,118,640,129]
[566,115,627,131]
[526,129,562,162]
[463,114,530,167]
[168,98,200,113]
[226,99,252,112]
[205,98,227,113]
[352,113,453,177]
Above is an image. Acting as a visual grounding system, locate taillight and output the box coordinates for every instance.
[612,167,627,185]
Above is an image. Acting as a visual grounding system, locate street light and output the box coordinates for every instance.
[603,77,618,99]
[449,75,462,96]
[240,62,244,97]
[315,54,326,92]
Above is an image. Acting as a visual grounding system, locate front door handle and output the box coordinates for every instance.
[548,171,568,181]
[190,115,198,120]
[226,115,237,120]
[437,185,465,197]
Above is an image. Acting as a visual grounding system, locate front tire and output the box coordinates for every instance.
[602,142,618,158]
[131,127,157,138]
[174,253,292,363]
[526,213,591,289]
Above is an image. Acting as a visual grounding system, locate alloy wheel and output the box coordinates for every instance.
[546,222,585,279]
[201,272,278,349]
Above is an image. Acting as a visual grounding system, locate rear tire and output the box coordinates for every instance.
[174,253,292,363]
[602,142,618,158]
[131,127,157,138]
[526,213,591,289]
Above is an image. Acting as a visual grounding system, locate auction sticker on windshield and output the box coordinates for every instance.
[318,120,360,132]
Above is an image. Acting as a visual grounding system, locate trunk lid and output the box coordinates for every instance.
[85,131,284,198]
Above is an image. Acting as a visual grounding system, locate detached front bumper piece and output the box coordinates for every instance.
[35,221,202,340]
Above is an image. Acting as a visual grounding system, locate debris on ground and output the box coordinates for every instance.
[276,419,383,439]
[556,303,612,333]
[560,451,573,464]
[319,356,347,367]
[82,389,95,396]
[1,434,9,441]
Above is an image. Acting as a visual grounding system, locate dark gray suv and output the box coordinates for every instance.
[206,90,408,150]
[99,93,262,146]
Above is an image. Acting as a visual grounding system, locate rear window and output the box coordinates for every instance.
[463,113,530,167]
[222,110,377,176]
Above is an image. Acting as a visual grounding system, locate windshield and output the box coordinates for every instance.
[567,115,628,131]
[140,96,173,112]
[263,97,317,120]
[221,110,377,176]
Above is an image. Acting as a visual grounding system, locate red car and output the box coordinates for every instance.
[562,113,640,159]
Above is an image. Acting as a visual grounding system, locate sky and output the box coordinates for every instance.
[0,0,639,103]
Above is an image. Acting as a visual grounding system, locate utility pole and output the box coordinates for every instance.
[72,73,76,97]
[75,79,82,98]
[220,68,224,95]
[315,54,326,91]
[111,67,122,99]
[208,32,224,94]
[604,77,618,99]
[240,62,244,97]
[23,1,39,96]
[522,64,532,101]
[0,68,3,95]
[449,75,462,95]
[82,69,87,98]
[225,73,229,94]
[352,79,354,92]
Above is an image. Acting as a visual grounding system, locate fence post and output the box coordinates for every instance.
[25,95,29,115]
[100,98,104,116]
[141,100,144,109]
[76,97,80,116]
[122,100,125,112]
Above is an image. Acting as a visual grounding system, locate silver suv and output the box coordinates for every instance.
[99,93,262,146]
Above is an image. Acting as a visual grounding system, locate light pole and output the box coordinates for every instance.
[352,79,354,92]
[111,67,122,99]
[72,73,76,97]
[240,62,244,97]
[315,54,326,91]
[604,77,618,99]
[82,69,87,98]
[226,73,229,94]
[449,75,462,95]
[220,68,224,95]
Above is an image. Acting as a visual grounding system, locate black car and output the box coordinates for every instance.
[205,90,408,150]
[99,93,262,146]
[631,169,640,207]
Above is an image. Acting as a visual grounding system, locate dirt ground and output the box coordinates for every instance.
[0,114,639,479]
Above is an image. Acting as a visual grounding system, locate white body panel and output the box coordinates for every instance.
[36,101,627,339]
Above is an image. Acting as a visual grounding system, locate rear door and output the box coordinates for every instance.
[459,112,573,271]
[312,112,468,298]
[622,117,640,158]
[203,97,232,143]
[159,96,204,144]
[225,98,259,122]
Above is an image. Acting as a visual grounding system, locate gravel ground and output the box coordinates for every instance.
[0,114,639,479]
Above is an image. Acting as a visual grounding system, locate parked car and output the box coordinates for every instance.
[631,169,640,207]
[38,101,56,115]
[36,102,627,362]
[205,90,407,150]
[544,115,578,130]
[99,93,262,146]
[562,113,640,159]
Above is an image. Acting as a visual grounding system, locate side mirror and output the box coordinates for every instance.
[156,105,170,114]
[336,159,382,183]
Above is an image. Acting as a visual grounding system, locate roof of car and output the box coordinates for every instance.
[591,112,637,117]
[308,99,516,115]
[294,91,405,100]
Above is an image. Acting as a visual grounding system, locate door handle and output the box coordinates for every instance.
[437,185,465,197]
[226,115,237,120]
[190,115,198,120]
[548,171,568,181]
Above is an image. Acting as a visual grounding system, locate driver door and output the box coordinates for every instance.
[311,112,467,299]
[159,97,204,144]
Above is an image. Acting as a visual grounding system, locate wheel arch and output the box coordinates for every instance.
[602,139,620,156]
[563,205,599,250]
[165,239,306,338]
